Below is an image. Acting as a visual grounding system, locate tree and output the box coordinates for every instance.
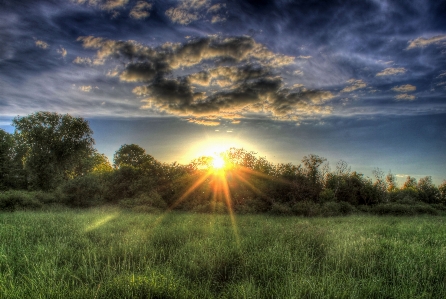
[439,181,446,204]
[402,176,417,189]
[12,112,95,190]
[302,154,327,200]
[386,172,398,192]
[113,144,154,169]
[0,129,14,189]
[417,176,440,204]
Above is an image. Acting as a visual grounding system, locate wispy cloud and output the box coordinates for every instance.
[72,0,129,11]
[79,85,92,92]
[35,40,49,49]
[391,84,416,92]
[187,118,220,126]
[407,35,446,49]
[165,0,227,25]
[395,94,415,101]
[129,1,153,19]
[73,57,92,65]
[341,79,366,93]
[376,67,407,76]
[57,47,67,57]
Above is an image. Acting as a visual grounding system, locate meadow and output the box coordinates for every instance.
[1,208,445,298]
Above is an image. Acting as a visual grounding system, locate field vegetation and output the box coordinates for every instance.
[1,112,446,216]
[1,209,446,298]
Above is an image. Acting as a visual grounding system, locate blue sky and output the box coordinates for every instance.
[1,0,445,184]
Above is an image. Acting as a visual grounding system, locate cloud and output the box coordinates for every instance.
[407,35,446,50]
[395,94,415,101]
[57,47,67,57]
[271,90,334,116]
[391,84,416,92]
[293,70,303,76]
[292,83,304,89]
[79,85,92,92]
[72,0,129,11]
[35,40,49,49]
[341,79,367,93]
[187,118,220,126]
[78,35,294,70]
[129,1,153,19]
[73,57,92,65]
[376,67,407,76]
[211,15,226,23]
[297,55,312,59]
[77,35,333,123]
[165,0,227,24]
[165,0,207,25]
[207,3,225,13]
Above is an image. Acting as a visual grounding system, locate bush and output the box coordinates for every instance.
[0,191,42,211]
[33,191,58,204]
[292,201,321,217]
[320,201,341,217]
[59,174,105,207]
[270,202,293,215]
[319,189,336,203]
[119,191,167,212]
[370,203,439,216]
[339,201,355,215]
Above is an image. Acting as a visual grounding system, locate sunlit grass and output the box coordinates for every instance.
[1,209,445,298]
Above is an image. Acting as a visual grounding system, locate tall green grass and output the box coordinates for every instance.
[1,209,445,298]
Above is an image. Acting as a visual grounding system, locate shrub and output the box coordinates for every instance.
[371,203,415,216]
[319,189,336,203]
[320,201,341,217]
[371,202,439,216]
[339,201,355,215]
[292,201,321,217]
[33,191,58,204]
[59,174,105,207]
[119,191,167,211]
[0,191,42,211]
[270,202,293,215]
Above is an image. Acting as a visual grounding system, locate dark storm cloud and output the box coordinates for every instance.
[76,34,336,120]
[0,0,445,121]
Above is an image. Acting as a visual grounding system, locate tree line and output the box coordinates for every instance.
[1,111,446,215]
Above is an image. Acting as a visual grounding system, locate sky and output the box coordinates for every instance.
[1,0,446,184]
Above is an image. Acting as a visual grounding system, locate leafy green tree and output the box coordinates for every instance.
[417,176,440,204]
[302,154,327,201]
[12,112,95,190]
[113,144,154,168]
[0,129,14,190]
[439,181,446,204]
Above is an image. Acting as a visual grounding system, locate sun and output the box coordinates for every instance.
[212,155,225,169]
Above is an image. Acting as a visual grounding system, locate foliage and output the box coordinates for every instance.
[0,190,43,211]
[113,143,154,169]
[0,129,14,190]
[12,112,95,190]
[3,111,446,215]
[58,173,106,207]
[118,191,167,212]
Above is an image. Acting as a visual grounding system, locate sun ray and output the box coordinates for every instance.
[233,172,273,204]
[220,171,241,248]
[168,171,212,210]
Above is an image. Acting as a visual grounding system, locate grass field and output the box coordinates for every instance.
[1,208,445,298]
